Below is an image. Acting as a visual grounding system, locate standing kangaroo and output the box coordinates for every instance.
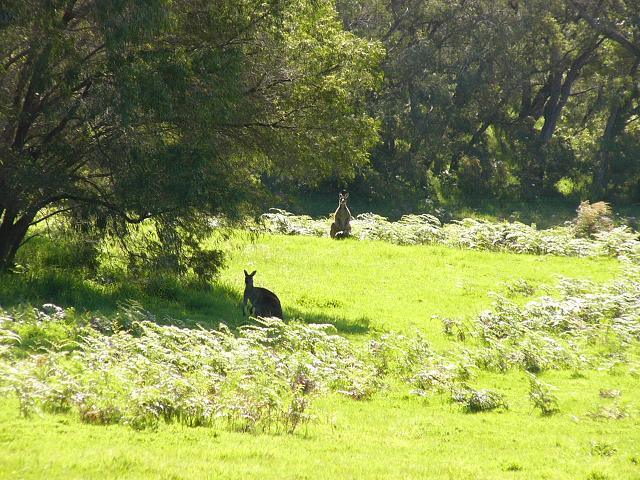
[330,191,352,239]
[243,270,283,319]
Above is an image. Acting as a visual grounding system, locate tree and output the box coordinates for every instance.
[0,0,383,269]
[568,0,640,198]
[336,0,640,201]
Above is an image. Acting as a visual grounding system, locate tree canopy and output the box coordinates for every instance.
[2,0,640,271]
[337,0,640,202]
[0,0,382,269]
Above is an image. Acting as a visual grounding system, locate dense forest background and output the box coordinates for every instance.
[1,0,640,271]
[332,0,640,205]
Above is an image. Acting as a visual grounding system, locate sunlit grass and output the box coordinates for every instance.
[0,233,635,480]
[218,234,619,342]
[1,233,618,338]
[1,370,639,480]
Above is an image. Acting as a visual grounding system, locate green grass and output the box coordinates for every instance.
[2,372,639,479]
[0,233,636,479]
[2,233,618,337]
[218,235,619,342]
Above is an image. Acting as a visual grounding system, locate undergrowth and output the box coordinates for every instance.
[259,209,640,261]
[0,305,378,433]
[1,262,639,432]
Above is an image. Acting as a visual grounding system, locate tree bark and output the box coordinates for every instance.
[540,38,603,144]
[591,103,622,200]
[0,210,35,270]
[531,38,602,191]
[591,60,639,199]
[569,0,640,60]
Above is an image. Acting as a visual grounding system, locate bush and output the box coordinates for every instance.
[0,305,382,433]
[456,155,503,199]
[259,208,640,261]
[451,386,508,413]
[574,201,613,238]
[527,373,560,416]
[590,440,617,457]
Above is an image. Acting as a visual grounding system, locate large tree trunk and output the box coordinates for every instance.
[591,103,622,200]
[0,209,34,270]
[533,39,602,191]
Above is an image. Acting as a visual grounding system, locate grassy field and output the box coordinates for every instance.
[1,233,639,479]
[2,371,639,480]
[0,234,619,336]
[218,235,619,342]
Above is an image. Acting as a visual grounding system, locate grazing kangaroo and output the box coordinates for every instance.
[330,190,352,239]
[243,270,283,319]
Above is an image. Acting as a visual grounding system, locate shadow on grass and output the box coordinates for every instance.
[0,269,244,328]
[0,270,371,336]
[283,305,371,335]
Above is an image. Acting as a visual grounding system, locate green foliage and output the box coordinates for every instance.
[330,0,640,203]
[3,257,637,432]
[0,227,639,478]
[0,306,382,432]
[527,373,560,416]
[590,440,618,457]
[502,279,535,297]
[451,386,508,413]
[456,264,640,374]
[0,0,382,269]
[259,209,640,260]
[555,177,578,198]
[102,215,227,283]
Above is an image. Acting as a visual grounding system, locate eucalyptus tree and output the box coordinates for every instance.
[338,0,620,198]
[336,0,515,191]
[568,0,640,198]
[489,0,605,194]
[0,0,382,270]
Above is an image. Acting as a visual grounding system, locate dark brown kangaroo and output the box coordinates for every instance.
[242,270,283,319]
[330,191,352,239]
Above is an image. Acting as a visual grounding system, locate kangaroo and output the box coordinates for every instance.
[330,191,352,239]
[242,270,283,319]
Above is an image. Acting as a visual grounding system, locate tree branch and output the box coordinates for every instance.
[29,207,75,226]
[569,0,640,58]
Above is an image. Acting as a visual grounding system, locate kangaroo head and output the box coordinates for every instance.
[244,269,257,287]
[338,191,349,206]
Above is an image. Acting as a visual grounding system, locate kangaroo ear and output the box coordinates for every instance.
[344,192,349,199]
[244,269,249,276]
[250,270,257,276]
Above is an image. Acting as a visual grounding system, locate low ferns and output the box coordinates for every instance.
[0,310,377,433]
[259,209,640,261]
[527,373,560,416]
[1,264,640,430]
